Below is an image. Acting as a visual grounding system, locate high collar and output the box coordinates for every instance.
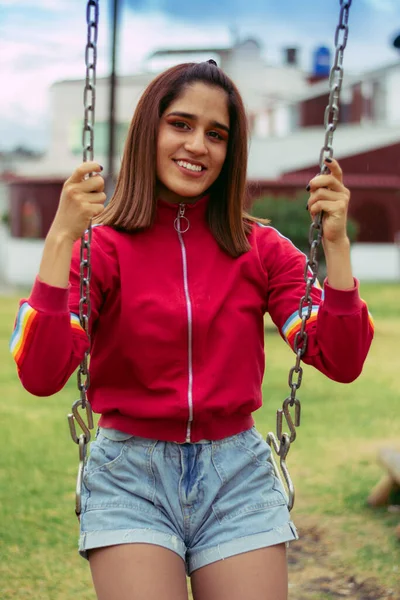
[156,194,210,221]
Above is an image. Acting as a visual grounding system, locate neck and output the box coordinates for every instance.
[156,185,207,206]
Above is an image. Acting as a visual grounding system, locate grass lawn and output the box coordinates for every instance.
[0,282,399,599]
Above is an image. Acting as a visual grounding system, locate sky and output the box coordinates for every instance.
[1,0,400,151]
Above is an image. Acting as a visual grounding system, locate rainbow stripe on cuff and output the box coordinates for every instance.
[70,313,85,332]
[10,304,86,367]
[282,305,320,347]
[10,303,39,366]
[361,300,375,333]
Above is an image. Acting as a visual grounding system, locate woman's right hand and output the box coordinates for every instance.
[49,162,106,242]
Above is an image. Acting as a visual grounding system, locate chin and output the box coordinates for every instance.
[171,184,208,199]
[180,189,207,199]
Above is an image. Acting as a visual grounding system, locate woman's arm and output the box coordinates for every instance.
[260,155,374,383]
[10,162,107,396]
[307,158,354,291]
[38,161,105,288]
[38,230,74,289]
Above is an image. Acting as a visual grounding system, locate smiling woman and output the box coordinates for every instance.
[95,60,252,257]
[10,55,374,600]
[156,84,230,205]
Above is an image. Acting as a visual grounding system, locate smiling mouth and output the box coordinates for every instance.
[174,159,206,173]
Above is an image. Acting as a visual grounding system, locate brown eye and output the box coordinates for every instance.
[208,131,225,141]
[172,121,190,130]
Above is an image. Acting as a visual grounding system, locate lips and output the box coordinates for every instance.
[173,159,207,170]
[173,160,206,179]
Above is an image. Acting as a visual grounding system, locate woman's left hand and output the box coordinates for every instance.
[306,158,350,245]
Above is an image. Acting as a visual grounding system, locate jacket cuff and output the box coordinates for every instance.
[28,276,71,314]
[323,278,363,315]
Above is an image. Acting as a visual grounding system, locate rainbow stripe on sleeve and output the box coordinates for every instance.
[361,300,375,333]
[282,306,320,347]
[10,303,86,367]
[9,303,39,365]
[70,313,85,332]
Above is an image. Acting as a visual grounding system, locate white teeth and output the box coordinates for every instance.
[176,160,202,172]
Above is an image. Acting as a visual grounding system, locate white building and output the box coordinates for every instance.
[14,39,310,179]
[2,40,400,285]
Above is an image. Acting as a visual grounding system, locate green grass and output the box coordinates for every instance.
[260,282,400,593]
[1,283,400,599]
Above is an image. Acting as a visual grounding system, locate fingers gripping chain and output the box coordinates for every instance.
[267,0,352,512]
[68,0,99,519]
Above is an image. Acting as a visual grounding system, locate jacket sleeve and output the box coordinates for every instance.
[260,226,374,383]
[9,231,107,396]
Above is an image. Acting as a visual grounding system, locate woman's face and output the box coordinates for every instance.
[156,82,230,204]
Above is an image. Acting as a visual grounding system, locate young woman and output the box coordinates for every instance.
[10,61,374,600]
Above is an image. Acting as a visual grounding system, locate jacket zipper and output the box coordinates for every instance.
[175,204,193,442]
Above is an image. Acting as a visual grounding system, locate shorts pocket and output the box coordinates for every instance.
[83,429,134,483]
[236,428,289,506]
[235,427,276,467]
[211,430,288,524]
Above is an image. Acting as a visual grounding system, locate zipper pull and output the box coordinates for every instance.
[174,203,190,234]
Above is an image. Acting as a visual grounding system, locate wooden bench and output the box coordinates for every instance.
[367,447,400,539]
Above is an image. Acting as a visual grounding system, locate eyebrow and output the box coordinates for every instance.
[166,111,230,134]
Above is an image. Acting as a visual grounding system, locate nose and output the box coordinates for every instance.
[184,129,208,156]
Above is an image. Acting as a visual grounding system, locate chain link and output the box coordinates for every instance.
[267,0,352,511]
[67,0,99,519]
[82,0,98,163]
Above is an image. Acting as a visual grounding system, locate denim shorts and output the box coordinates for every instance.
[78,425,298,575]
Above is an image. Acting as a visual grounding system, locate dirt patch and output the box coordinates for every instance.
[287,519,399,600]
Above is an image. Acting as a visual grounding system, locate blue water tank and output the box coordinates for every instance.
[313,46,331,77]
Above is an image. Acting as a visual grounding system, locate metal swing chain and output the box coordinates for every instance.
[267,0,352,512]
[67,0,99,519]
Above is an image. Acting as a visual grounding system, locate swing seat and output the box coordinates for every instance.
[367,447,400,528]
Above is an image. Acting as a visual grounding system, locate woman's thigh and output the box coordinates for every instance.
[89,543,189,600]
[190,544,288,600]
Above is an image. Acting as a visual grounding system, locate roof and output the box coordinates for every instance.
[147,38,262,60]
[279,172,400,189]
[52,72,154,88]
[289,60,400,104]
[148,46,231,59]
[247,124,400,179]
[6,124,400,185]
[1,174,64,185]
[290,75,357,103]
[7,172,400,191]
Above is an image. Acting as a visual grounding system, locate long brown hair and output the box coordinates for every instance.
[96,61,264,257]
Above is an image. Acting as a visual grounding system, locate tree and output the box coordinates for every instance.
[250,193,359,276]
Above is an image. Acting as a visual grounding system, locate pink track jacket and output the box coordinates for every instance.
[10,196,374,442]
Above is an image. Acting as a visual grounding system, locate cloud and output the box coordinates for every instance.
[0,5,231,149]
[363,0,400,13]
[1,0,400,150]
[126,0,276,20]
[0,0,73,11]
[118,11,231,72]
[0,1,111,149]
[123,0,398,24]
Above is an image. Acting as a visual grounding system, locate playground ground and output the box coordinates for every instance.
[0,283,399,599]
